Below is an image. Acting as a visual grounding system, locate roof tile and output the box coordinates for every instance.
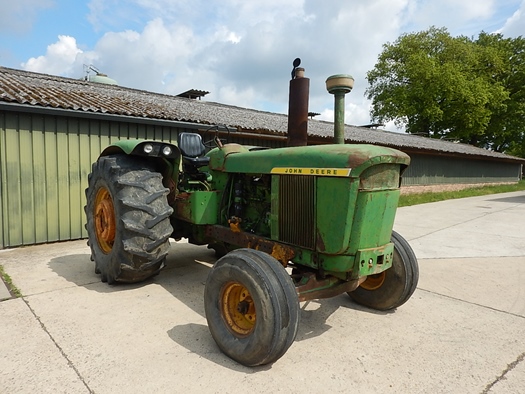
[0,66,521,162]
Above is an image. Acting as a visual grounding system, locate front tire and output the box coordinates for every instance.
[85,155,173,284]
[204,249,300,366]
[348,231,419,310]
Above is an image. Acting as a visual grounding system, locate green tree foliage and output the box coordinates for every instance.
[476,32,525,156]
[366,27,525,157]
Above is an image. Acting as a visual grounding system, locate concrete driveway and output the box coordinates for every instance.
[1,191,524,393]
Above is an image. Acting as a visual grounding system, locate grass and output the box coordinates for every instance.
[399,180,525,207]
[0,265,22,298]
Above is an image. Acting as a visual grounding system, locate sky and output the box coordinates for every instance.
[1,0,524,131]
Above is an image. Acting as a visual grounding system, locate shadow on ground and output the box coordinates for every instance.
[48,241,396,367]
[487,194,525,203]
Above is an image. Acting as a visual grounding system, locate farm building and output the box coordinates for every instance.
[0,66,523,248]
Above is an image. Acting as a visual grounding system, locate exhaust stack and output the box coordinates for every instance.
[287,59,310,147]
[326,74,354,144]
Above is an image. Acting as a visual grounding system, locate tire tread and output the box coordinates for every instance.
[85,154,173,284]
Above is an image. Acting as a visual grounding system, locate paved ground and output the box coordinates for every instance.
[1,191,524,393]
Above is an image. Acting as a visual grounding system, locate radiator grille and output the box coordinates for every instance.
[278,175,316,249]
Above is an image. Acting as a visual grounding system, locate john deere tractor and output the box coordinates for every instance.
[85,69,418,367]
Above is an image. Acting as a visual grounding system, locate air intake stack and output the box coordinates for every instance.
[326,74,354,144]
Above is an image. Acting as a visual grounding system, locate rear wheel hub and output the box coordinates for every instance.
[94,187,116,253]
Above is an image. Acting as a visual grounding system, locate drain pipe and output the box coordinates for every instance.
[325,74,354,144]
[287,61,310,147]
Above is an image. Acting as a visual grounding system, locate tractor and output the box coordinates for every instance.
[84,67,418,367]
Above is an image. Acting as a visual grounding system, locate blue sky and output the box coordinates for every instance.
[1,0,524,131]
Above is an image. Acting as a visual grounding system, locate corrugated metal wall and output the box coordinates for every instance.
[402,154,521,185]
[1,110,522,248]
[226,134,285,148]
[0,111,180,248]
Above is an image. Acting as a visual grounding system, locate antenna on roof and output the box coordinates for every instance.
[82,64,118,86]
[83,64,100,80]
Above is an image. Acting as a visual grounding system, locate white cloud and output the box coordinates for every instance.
[499,0,525,37]
[84,18,198,93]
[400,0,504,36]
[216,85,258,108]
[223,0,306,27]
[19,0,525,130]
[318,99,375,128]
[22,35,82,75]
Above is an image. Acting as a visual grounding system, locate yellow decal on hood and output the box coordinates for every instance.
[271,167,351,177]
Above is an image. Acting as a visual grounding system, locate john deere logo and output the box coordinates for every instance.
[271,167,351,177]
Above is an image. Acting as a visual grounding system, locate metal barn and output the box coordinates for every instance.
[0,67,523,248]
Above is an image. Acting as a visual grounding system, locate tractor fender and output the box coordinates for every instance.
[99,139,181,182]
[100,139,180,161]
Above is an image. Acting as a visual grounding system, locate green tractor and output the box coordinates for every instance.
[84,69,418,367]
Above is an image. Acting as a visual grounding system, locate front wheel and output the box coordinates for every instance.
[348,231,419,310]
[85,155,173,284]
[204,249,300,366]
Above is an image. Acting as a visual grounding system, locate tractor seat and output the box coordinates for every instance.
[177,132,210,168]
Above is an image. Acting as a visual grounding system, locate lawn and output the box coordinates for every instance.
[398,180,525,207]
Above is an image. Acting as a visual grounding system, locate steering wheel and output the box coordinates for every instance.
[203,125,231,149]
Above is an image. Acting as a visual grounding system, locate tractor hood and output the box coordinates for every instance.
[208,144,410,177]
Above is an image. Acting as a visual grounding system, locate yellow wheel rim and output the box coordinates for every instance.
[221,282,256,336]
[94,187,116,254]
[360,272,386,291]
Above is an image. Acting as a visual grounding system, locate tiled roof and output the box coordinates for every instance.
[0,66,522,162]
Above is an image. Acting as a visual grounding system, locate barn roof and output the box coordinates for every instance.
[0,66,522,162]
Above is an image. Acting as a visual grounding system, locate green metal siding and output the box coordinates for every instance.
[224,135,285,149]
[402,154,521,185]
[1,109,523,249]
[222,139,521,186]
[0,111,179,248]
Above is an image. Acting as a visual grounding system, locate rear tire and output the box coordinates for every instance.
[85,155,173,284]
[348,231,419,310]
[204,249,300,366]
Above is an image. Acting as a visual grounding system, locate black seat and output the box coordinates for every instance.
[177,133,210,168]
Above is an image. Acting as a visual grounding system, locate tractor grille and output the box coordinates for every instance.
[278,175,316,249]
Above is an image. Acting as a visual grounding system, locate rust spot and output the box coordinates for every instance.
[205,225,295,265]
[175,192,190,200]
[346,150,370,169]
[271,244,294,266]
[165,176,178,205]
[228,217,242,233]
[174,192,191,219]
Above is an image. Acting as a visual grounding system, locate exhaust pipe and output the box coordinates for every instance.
[287,59,310,147]
[326,74,354,144]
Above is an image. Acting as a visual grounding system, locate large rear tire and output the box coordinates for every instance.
[85,155,173,284]
[348,231,419,310]
[204,249,300,366]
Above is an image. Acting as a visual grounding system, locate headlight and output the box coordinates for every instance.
[162,146,172,156]
[143,144,153,154]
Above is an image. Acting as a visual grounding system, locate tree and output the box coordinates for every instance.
[476,32,525,156]
[366,27,524,157]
